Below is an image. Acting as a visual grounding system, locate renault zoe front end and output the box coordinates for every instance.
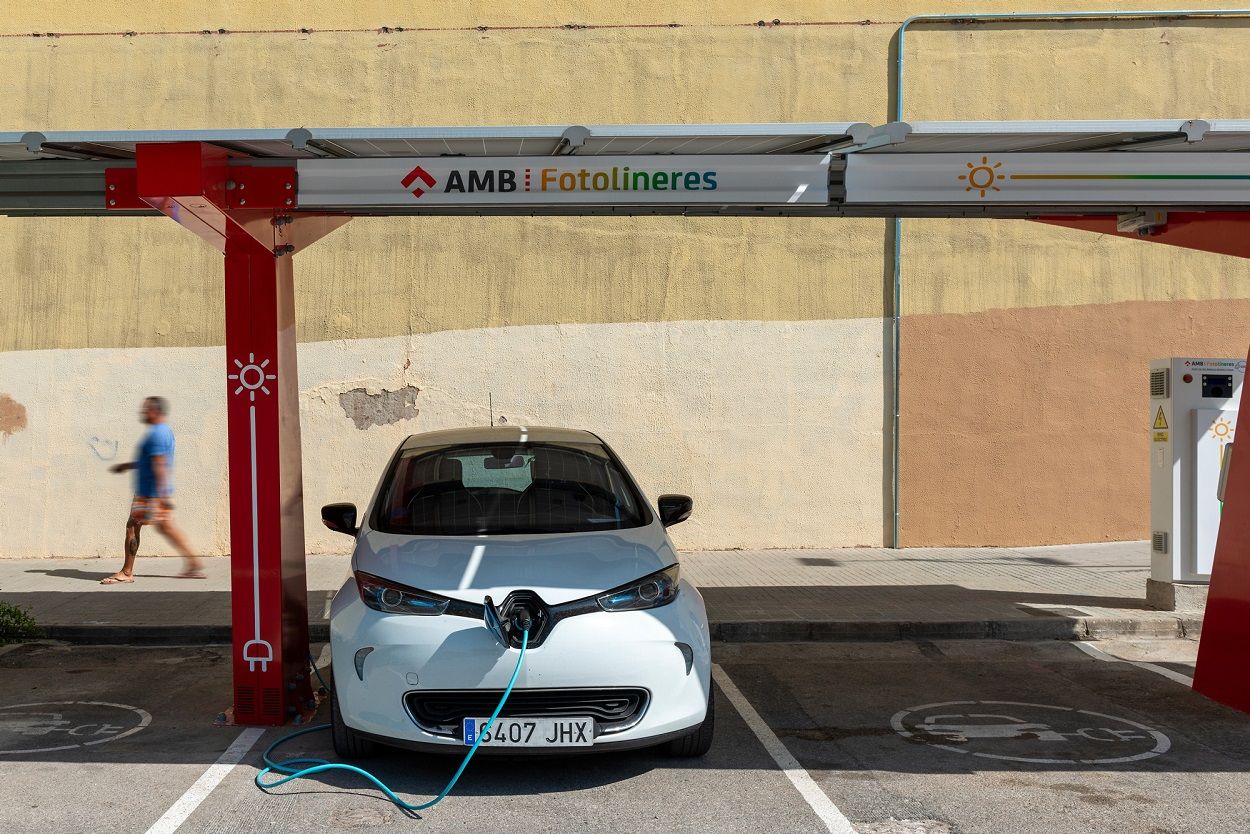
[323,427,713,757]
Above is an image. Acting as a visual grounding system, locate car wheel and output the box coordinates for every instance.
[664,688,715,757]
[330,676,380,760]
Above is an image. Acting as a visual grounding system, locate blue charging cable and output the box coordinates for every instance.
[256,630,529,813]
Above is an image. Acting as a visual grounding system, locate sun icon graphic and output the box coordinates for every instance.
[959,156,1005,197]
[228,353,277,401]
[1211,416,1235,444]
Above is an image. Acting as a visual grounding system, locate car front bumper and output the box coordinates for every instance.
[329,578,711,752]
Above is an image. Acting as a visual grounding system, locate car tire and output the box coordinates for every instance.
[331,676,381,760]
[664,688,715,757]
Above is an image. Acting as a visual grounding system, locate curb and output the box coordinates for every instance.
[38,616,1202,646]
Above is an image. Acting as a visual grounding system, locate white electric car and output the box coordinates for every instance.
[321,427,713,758]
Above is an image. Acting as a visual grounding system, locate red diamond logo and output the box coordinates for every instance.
[401,165,437,199]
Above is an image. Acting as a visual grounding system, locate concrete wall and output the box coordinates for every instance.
[898,216,1250,545]
[0,320,885,556]
[2,1,1250,556]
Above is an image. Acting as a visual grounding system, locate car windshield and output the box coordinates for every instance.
[374,441,650,536]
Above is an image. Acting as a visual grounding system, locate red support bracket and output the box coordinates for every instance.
[225,165,299,211]
[1035,212,1250,259]
[106,143,332,255]
[115,142,347,725]
[104,168,145,210]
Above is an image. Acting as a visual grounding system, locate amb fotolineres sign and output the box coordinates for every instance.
[297,155,830,207]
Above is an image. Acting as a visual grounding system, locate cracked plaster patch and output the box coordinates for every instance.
[338,385,420,430]
[0,394,27,440]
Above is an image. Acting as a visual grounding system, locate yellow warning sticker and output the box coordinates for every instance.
[1153,407,1169,430]
[1154,430,1169,443]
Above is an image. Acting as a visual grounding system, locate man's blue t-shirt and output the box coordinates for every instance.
[136,423,175,498]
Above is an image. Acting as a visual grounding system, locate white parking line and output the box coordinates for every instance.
[144,727,265,834]
[1075,641,1195,687]
[712,665,856,834]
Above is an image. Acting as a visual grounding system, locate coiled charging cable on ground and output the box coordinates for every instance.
[255,629,529,813]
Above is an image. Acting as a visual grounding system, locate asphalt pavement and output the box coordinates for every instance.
[2,638,1246,834]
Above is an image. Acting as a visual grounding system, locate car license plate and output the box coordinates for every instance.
[463,717,594,747]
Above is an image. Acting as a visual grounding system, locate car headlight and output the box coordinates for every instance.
[596,565,681,612]
[355,571,450,616]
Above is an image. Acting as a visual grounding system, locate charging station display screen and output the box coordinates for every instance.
[1203,374,1234,399]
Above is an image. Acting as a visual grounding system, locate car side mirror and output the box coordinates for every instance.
[321,503,359,537]
[657,494,693,528]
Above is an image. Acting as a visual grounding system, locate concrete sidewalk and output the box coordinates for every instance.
[0,541,1200,644]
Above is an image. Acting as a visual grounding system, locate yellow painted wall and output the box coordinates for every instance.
[0,214,886,351]
[0,12,897,352]
[4,3,1250,351]
[901,17,1250,318]
[903,220,1250,318]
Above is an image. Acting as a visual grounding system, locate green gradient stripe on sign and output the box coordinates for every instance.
[1010,174,1250,180]
[843,154,1250,205]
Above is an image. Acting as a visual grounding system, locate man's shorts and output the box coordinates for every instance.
[130,496,172,526]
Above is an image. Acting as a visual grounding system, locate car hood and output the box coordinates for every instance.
[352,523,677,605]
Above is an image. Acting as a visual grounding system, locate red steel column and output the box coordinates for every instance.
[1038,212,1250,714]
[107,144,346,724]
[1192,340,1250,713]
[224,225,312,724]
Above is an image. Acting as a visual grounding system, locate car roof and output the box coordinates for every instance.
[399,425,603,451]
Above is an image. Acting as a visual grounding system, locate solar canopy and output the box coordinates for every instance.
[2,119,1249,217]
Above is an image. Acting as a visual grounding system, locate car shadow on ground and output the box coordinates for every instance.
[0,645,760,785]
[256,733,717,809]
[253,677,764,812]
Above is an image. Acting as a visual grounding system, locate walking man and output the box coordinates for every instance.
[102,396,205,583]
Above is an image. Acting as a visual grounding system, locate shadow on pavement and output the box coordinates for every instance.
[718,640,1250,775]
[699,584,1154,621]
[23,568,121,583]
[2,641,1247,779]
[2,584,1159,636]
[0,645,770,786]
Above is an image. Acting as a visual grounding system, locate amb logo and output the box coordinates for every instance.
[401,165,437,199]
[402,165,517,199]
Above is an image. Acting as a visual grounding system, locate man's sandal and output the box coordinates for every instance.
[100,575,135,584]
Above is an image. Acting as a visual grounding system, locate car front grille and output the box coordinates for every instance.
[406,687,649,738]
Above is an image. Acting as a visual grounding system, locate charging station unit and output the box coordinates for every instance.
[1149,357,1244,608]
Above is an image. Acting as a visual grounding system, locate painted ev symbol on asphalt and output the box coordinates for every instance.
[891,701,1171,765]
[0,701,152,755]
